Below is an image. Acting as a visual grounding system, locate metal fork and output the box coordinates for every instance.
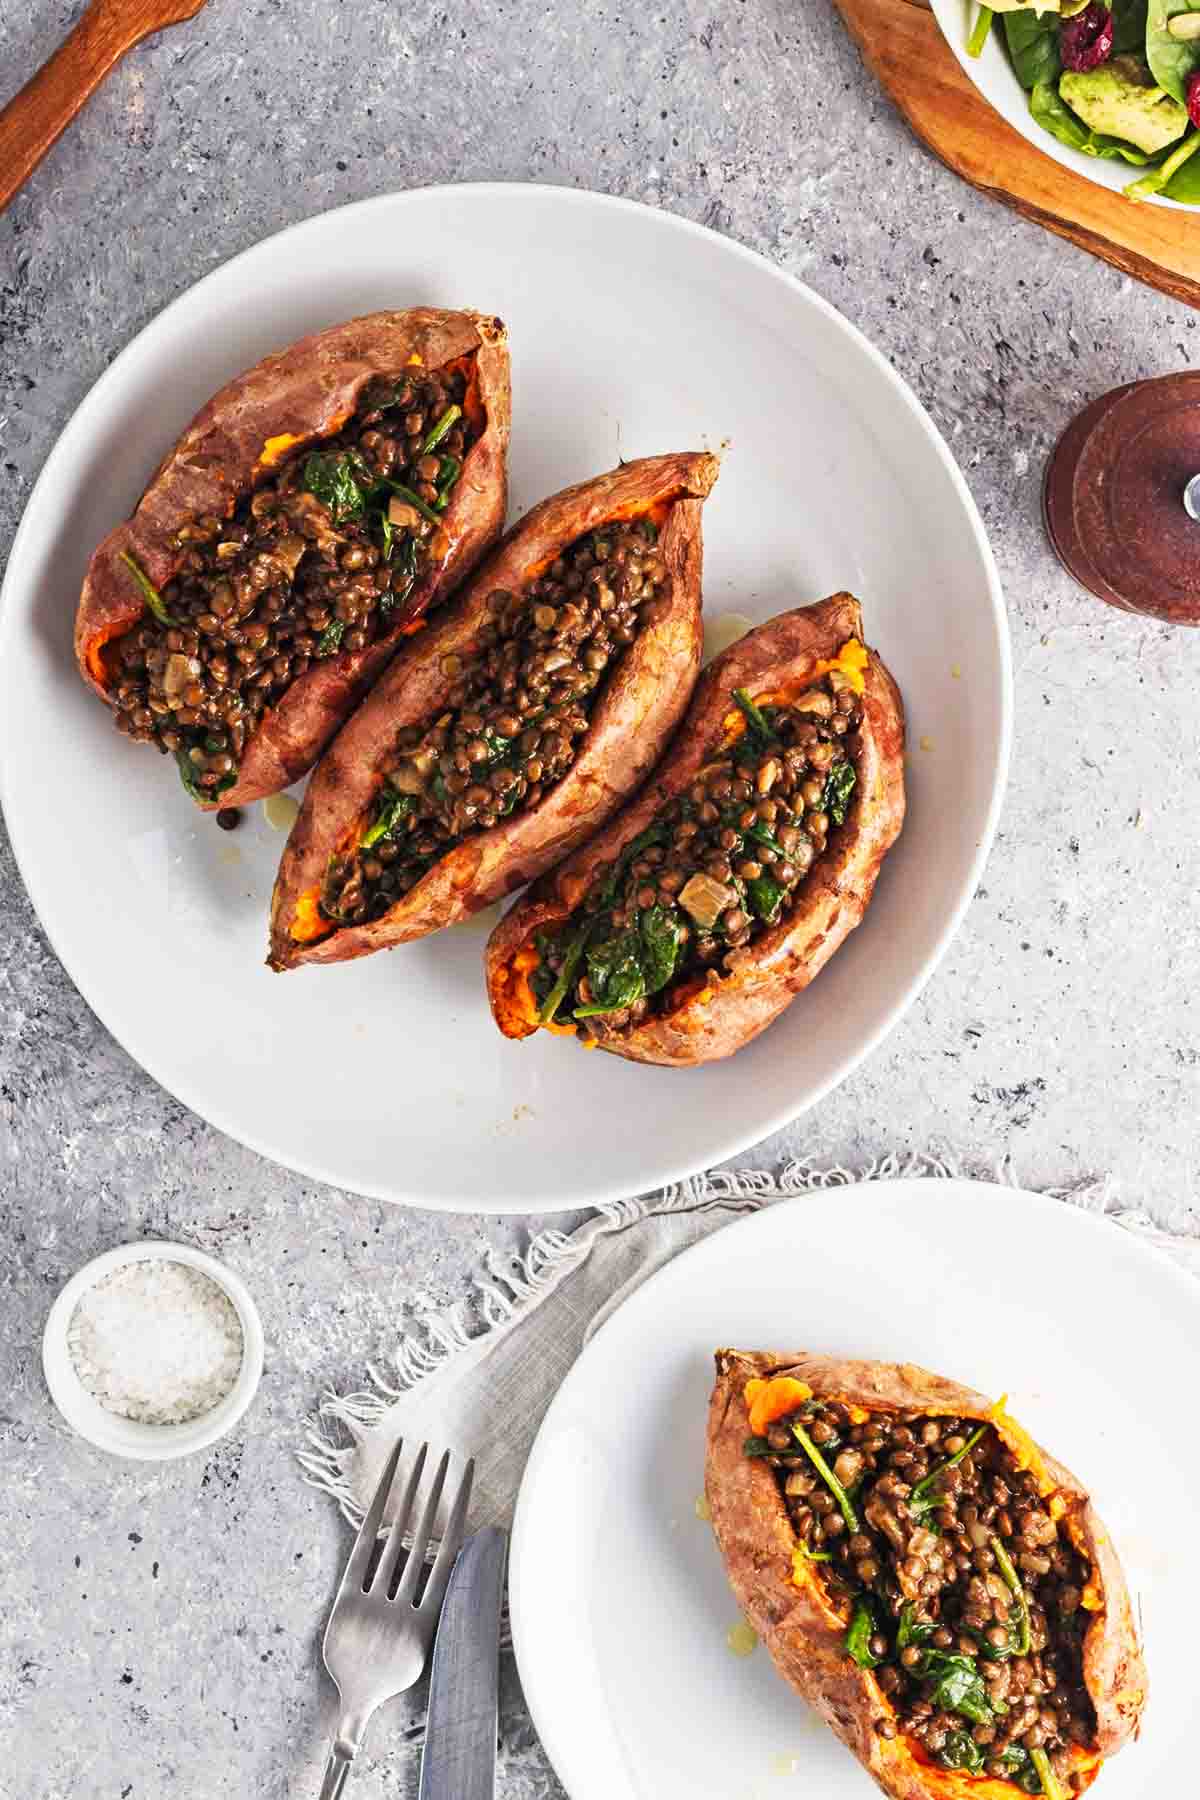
[317,1439,475,1800]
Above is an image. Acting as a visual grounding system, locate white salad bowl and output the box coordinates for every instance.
[931,0,1191,208]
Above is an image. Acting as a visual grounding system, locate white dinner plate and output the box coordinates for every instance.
[0,185,1009,1212]
[931,0,1187,209]
[510,1179,1196,1797]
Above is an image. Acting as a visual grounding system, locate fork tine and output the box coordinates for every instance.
[370,1441,429,1596]
[417,1456,475,1619]
[339,1436,404,1596]
[393,1448,450,1607]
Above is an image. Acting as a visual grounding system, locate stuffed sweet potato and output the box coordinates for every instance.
[706,1351,1147,1800]
[267,451,720,968]
[485,594,904,1065]
[76,308,510,808]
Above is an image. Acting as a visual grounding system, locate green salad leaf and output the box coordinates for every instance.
[1004,10,1061,90]
[1147,0,1200,105]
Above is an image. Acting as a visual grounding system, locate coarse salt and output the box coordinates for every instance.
[67,1259,244,1425]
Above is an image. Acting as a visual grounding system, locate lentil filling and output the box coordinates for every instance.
[526,656,863,1036]
[749,1397,1097,1796]
[106,359,481,799]
[317,513,668,928]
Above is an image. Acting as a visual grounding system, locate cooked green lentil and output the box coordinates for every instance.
[751,1400,1097,1794]
[527,671,861,1037]
[108,359,478,799]
[320,515,667,927]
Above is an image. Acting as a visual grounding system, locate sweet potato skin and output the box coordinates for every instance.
[705,1349,1146,1800]
[485,594,906,1065]
[75,308,511,807]
[267,451,720,969]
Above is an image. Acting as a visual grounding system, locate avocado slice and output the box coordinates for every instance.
[1059,55,1190,154]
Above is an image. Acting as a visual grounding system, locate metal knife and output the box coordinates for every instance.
[417,1525,507,1800]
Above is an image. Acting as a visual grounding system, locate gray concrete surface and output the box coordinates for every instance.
[2,0,1198,1794]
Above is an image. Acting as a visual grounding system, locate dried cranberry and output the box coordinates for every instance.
[1059,3,1114,73]
[1188,68,1200,130]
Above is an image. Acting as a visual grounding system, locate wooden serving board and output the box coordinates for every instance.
[833,0,1200,306]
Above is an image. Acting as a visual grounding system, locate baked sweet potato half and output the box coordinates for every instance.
[706,1351,1147,1800]
[485,594,904,1065]
[267,451,719,968]
[76,308,510,808]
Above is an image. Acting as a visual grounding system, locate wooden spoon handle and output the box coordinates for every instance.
[0,1,147,214]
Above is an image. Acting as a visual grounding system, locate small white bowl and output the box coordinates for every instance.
[930,0,1187,210]
[42,1240,265,1461]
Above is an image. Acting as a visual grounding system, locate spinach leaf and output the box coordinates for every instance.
[990,1536,1032,1654]
[743,1434,773,1457]
[317,619,347,657]
[379,479,442,527]
[743,820,788,859]
[1113,0,1150,54]
[940,1730,986,1774]
[593,823,670,910]
[1004,9,1061,89]
[1127,121,1200,193]
[639,904,687,994]
[909,1421,990,1520]
[993,1744,1044,1794]
[1147,0,1200,105]
[845,1597,885,1669]
[1029,1746,1067,1799]
[383,534,419,614]
[822,761,857,825]
[791,1420,860,1534]
[175,747,233,803]
[1163,128,1200,190]
[917,1650,993,1726]
[794,1539,832,1563]
[420,403,462,456]
[434,454,462,510]
[896,1603,934,1652]
[1030,81,1158,163]
[120,550,178,626]
[574,928,647,1018]
[538,916,593,1024]
[377,511,395,564]
[360,789,414,850]
[748,873,786,924]
[732,687,777,744]
[303,449,371,523]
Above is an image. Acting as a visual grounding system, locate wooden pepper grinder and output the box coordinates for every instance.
[1044,372,1200,626]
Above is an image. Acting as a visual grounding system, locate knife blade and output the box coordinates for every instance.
[417,1525,507,1800]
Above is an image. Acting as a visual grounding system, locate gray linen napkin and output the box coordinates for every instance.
[300,1155,1200,1530]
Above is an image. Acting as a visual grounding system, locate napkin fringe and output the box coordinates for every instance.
[297,1151,1148,1519]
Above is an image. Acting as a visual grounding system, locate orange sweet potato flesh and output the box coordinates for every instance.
[485,594,905,1066]
[267,451,720,968]
[705,1350,1147,1800]
[75,308,511,808]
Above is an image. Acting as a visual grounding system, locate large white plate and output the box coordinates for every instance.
[931,0,1187,209]
[510,1180,1196,1796]
[0,185,1009,1212]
